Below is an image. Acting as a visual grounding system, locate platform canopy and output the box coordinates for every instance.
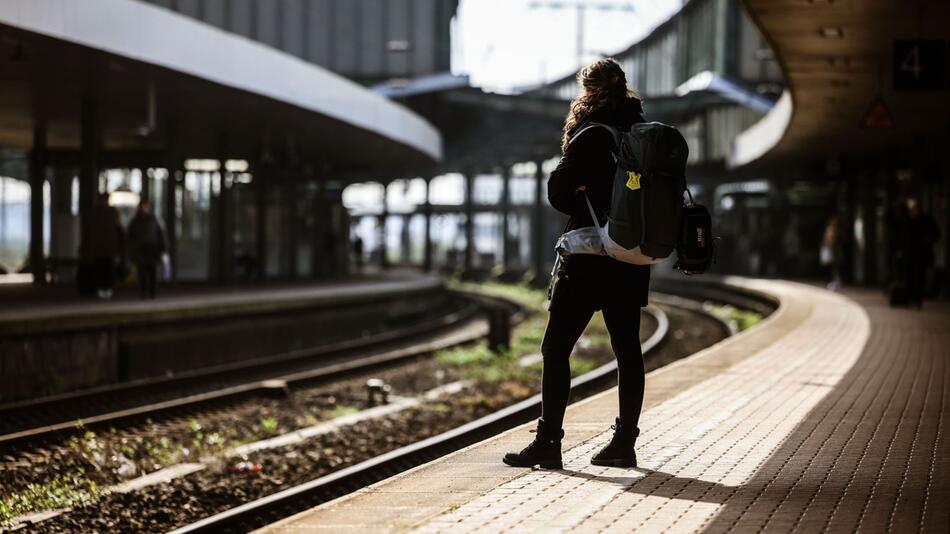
[738,0,950,163]
[0,0,442,171]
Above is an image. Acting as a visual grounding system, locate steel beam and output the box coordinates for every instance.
[423,176,433,272]
[78,96,98,262]
[379,181,389,269]
[29,124,46,285]
[500,164,511,271]
[463,171,474,275]
[532,160,545,284]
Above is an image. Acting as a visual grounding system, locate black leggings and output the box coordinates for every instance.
[540,283,645,432]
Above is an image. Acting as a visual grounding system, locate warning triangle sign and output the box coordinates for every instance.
[862,96,895,129]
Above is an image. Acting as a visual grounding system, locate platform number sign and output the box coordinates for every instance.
[894,40,946,90]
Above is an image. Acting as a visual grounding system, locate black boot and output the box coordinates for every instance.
[591,418,639,467]
[503,420,564,469]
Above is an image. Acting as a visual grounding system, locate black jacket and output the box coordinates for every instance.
[128,212,167,264]
[547,101,651,307]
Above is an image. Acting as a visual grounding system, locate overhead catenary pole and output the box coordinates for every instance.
[528,1,636,68]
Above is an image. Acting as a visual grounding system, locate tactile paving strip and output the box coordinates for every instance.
[411,286,949,533]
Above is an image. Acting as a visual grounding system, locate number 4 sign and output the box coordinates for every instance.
[894,40,947,90]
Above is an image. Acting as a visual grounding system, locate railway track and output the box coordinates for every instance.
[2,280,774,533]
[165,281,773,534]
[0,292,520,451]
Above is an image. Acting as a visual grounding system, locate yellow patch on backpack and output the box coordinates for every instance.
[625,171,641,190]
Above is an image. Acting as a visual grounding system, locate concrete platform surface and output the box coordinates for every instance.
[257,279,950,533]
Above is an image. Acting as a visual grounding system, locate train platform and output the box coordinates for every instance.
[0,271,458,403]
[259,278,950,533]
[0,271,438,333]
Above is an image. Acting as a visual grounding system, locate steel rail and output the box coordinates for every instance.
[168,280,778,534]
[0,293,524,449]
[167,305,670,534]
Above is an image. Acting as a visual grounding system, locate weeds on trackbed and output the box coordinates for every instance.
[0,471,104,528]
[439,282,598,384]
[329,404,360,418]
[706,304,762,331]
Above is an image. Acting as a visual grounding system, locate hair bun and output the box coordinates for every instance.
[563,58,635,153]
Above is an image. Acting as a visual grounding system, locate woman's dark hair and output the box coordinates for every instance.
[561,58,638,153]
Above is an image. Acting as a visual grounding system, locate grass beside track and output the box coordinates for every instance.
[443,283,603,383]
[706,303,763,331]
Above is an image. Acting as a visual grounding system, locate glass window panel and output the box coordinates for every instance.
[176,171,211,280]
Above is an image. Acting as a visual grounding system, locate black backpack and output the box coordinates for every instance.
[573,121,687,264]
[572,121,716,274]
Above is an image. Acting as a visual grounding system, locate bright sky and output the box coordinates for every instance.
[344,0,683,215]
[454,0,682,92]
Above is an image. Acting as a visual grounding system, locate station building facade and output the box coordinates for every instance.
[0,0,453,285]
[4,0,944,296]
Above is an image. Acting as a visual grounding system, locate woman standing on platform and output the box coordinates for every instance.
[503,59,649,469]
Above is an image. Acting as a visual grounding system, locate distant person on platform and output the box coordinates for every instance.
[895,197,940,307]
[128,201,168,299]
[820,215,842,291]
[84,192,126,300]
[352,236,364,270]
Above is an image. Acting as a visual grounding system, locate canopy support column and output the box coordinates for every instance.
[29,124,47,285]
[532,160,546,285]
[500,164,511,273]
[423,176,433,272]
[464,172,475,276]
[379,181,390,270]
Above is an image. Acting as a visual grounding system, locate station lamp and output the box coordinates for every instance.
[819,26,844,39]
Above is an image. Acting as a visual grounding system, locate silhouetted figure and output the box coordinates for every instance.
[894,197,940,307]
[83,192,125,300]
[820,215,842,291]
[504,59,649,470]
[352,236,364,270]
[233,248,257,281]
[128,201,167,299]
[782,214,803,276]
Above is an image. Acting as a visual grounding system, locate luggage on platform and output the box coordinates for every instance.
[889,283,910,307]
[674,190,716,275]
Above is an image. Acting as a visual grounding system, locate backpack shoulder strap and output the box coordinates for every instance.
[568,121,621,149]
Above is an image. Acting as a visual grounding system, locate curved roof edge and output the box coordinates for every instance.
[727,90,792,169]
[0,0,442,162]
